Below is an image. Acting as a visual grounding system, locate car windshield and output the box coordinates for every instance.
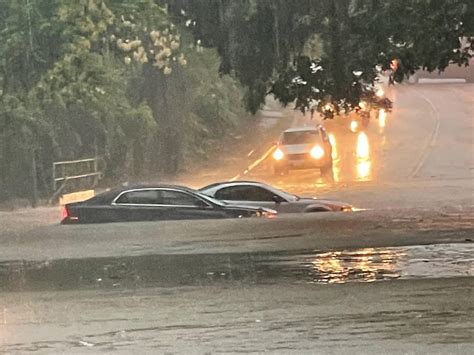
[268,185,300,202]
[281,131,319,145]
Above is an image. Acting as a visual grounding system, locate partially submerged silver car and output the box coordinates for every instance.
[200,181,353,213]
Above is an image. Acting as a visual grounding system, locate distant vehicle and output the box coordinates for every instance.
[200,181,353,213]
[271,126,333,175]
[61,185,277,224]
[349,112,370,133]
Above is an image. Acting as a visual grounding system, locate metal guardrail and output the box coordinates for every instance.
[52,157,103,202]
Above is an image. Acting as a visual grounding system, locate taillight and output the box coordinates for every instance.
[61,206,69,220]
[61,206,78,222]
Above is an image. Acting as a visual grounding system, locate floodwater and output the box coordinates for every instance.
[1,243,473,292]
[1,243,473,354]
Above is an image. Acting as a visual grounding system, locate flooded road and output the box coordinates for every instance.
[0,244,473,354]
[237,84,474,199]
[0,243,473,292]
[0,84,472,353]
[175,84,474,212]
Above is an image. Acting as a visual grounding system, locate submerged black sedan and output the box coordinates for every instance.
[61,185,277,224]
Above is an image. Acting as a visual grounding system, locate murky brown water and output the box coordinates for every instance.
[1,243,473,354]
[0,242,473,292]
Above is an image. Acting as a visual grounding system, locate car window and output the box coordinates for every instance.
[214,186,239,200]
[281,131,320,145]
[249,187,276,201]
[216,186,276,202]
[115,190,160,204]
[196,191,227,206]
[157,190,205,207]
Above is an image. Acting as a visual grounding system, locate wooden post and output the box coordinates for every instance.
[31,149,38,208]
[93,157,99,187]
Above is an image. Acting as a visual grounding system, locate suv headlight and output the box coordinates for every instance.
[310,145,324,159]
[273,148,284,161]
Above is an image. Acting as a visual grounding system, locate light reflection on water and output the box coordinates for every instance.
[378,109,387,131]
[356,132,372,181]
[328,133,337,160]
[1,244,473,354]
[328,133,341,183]
[0,244,472,291]
[309,248,403,283]
[291,243,474,284]
[356,132,370,159]
[356,160,371,180]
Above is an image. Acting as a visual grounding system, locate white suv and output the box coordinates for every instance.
[272,126,333,175]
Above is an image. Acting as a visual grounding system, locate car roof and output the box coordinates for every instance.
[283,126,320,133]
[100,184,199,194]
[199,181,300,202]
[85,184,199,204]
[118,184,196,191]
[200,180,268,190]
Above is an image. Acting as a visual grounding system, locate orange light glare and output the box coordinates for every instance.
[273,148,284,161]
[328,133,337,159]
[310,145,325,159]
[350,120,358,132]
[378,109,386,128]
[356,132,370,159]
[357,160,371,180]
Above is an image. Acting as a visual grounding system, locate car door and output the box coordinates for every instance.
[112,189,170,221]
[157,189,223,220]
[215,186,282,211]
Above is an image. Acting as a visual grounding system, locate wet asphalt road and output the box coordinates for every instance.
[229,84,474,194]
[0,83,473,353]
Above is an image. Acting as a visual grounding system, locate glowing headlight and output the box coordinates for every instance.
[359,101,367,110]
[310,145,325,159]
[273,148,284,161]
[350,120,358,132]
[254,209,278,218]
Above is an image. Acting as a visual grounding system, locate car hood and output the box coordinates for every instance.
[280,144,313,155]
[298,197,352,211]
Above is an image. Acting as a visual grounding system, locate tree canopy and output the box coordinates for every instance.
[168,0,473,117]
[1,0,472,203]
[0,0,250,202]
